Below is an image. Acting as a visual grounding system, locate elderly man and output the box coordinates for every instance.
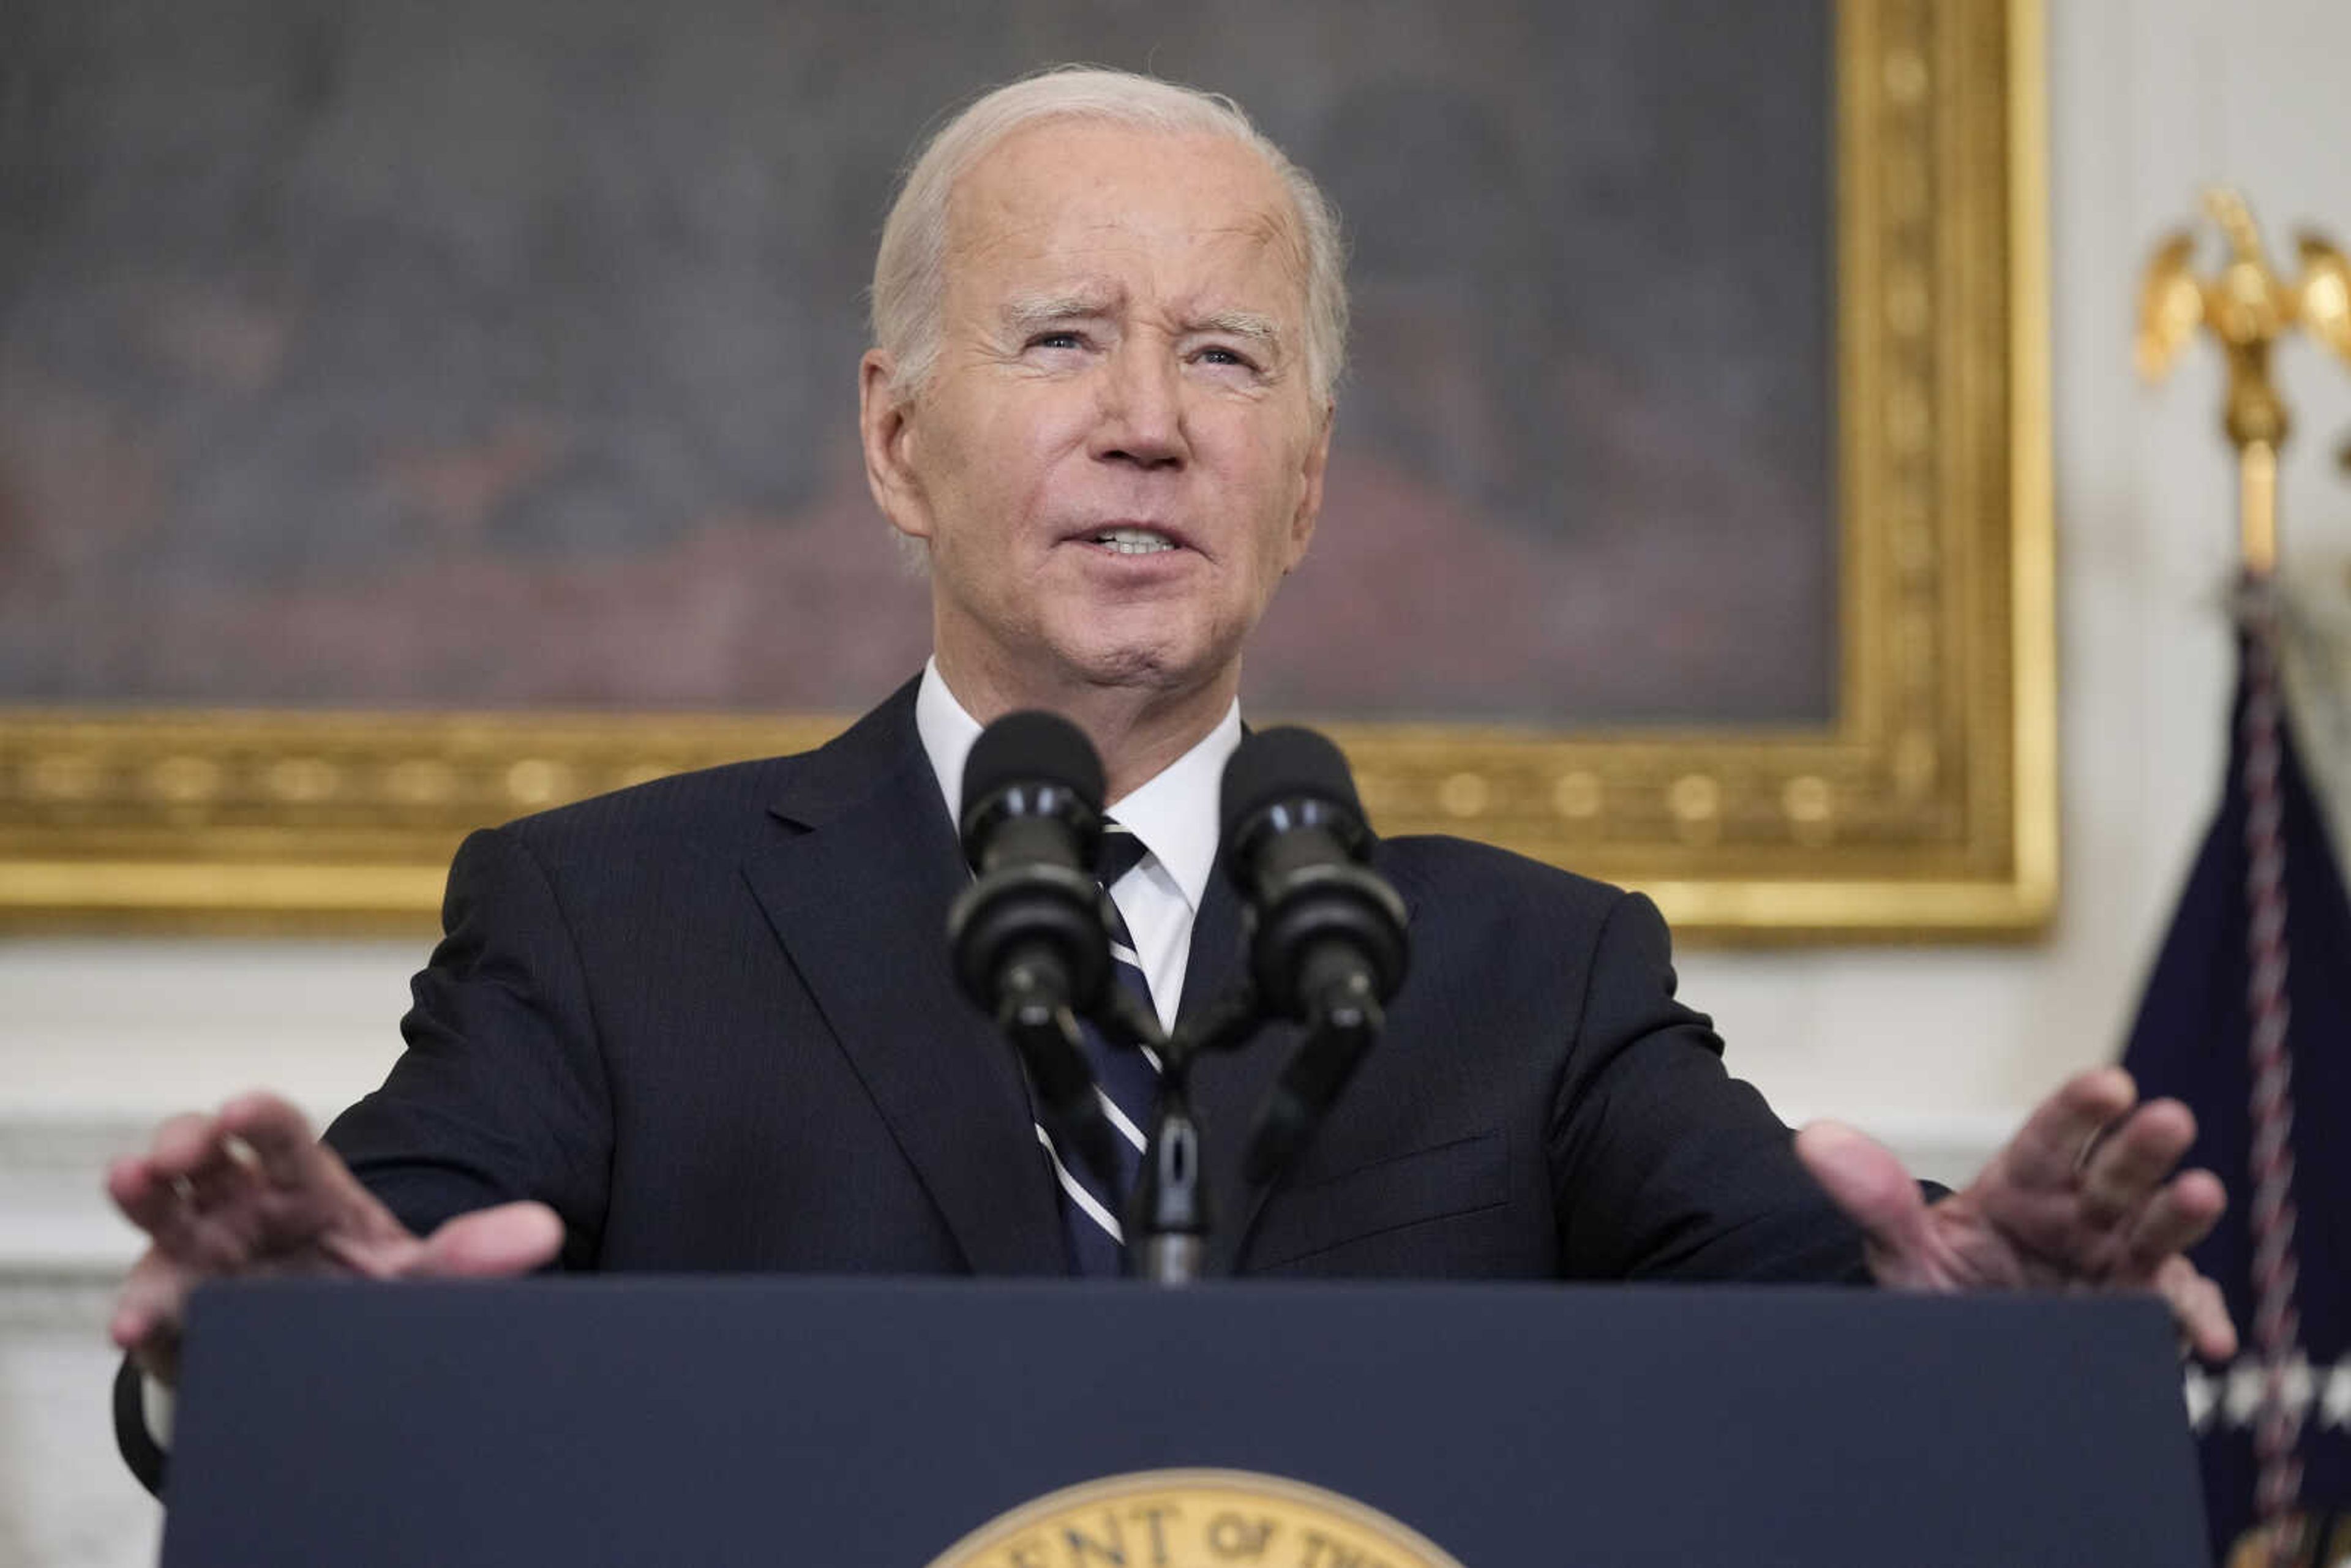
[106,67,2233,1489]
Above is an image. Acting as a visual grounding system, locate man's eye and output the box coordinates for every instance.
[1196,345,1256,370]
[1029,331,1084,351]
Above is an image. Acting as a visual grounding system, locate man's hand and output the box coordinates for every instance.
[1796,1066,2237,1360]
[106,1092,564,1387]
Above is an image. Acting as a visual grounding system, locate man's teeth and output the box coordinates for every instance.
[1092,527,1175,555]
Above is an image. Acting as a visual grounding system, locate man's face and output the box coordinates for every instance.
[863,121,1331,707]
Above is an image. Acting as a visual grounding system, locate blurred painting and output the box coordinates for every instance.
[0,0,1832,727]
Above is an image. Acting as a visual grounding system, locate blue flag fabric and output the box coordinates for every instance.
[2122,632,2350,1564]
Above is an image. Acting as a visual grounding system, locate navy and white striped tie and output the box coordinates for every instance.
[1041,822,1161,1275]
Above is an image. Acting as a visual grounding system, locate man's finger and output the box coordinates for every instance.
[214,1093,330,1190]
[107,1157,186,1238]
[2156,1254,2238,1362]
[109,1248,195,1370]
[182,1148,266,1246]
[109,1150,253,1272]
[1795,1121,1938,1283]
[138,1114,287,1264]
[1961,1180,2099,1269]
[171,1130,250,1211]
[121,1110,262,1251]
[217,1094,389,1237]
[2118,1169,2229,1278]
[411,1202,564,1279]
[1996,1067,2139,1192]
[2076,1098,2197,1229]
[144,1112,221,1182]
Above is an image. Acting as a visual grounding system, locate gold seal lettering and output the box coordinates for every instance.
[1205,1512,1277,1559]
[1062,1510,1130,1565]
[927,1470,1461,1568]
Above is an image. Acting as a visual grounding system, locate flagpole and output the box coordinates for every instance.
[2202,208,2301,1546]
[2136,187,2351,1562]
[2240,438,2278,580]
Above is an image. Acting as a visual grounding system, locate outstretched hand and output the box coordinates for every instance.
[107,1092,563,1386]
[1796,1067,2237,1360]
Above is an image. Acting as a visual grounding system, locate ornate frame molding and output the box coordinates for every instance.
[0,0,2050,940]
[1327,0,2055,941]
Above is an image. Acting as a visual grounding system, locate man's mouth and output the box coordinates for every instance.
[1087,526,1179,556]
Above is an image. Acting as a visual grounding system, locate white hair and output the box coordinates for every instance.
[869,65,1348,405]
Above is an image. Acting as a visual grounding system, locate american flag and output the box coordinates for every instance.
[2123,585,2350,1566]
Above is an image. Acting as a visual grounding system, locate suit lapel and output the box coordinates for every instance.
[1178,872,1293,1274]
[741,687,1065,1276]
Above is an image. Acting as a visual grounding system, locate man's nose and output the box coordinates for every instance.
[1090,342,1187,469]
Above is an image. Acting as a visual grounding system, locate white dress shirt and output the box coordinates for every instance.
[915,658,1239,1032]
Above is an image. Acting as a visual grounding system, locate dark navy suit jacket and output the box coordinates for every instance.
[326,677,1865,1284]
[118,678,1867,1493]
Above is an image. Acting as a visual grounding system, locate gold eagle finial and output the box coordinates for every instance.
[2137,189,2351,396]
[2135,190,2351,573]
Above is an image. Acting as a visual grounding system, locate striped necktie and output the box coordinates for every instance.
[1043,821,1161,1275]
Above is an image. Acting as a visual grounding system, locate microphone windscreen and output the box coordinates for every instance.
[1218,726,1362,841]
[962,710,1106,822]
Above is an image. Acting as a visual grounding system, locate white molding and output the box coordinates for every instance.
[0,1270,118,1335]
[0,1116,151,1281]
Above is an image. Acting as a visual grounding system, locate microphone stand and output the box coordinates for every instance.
[1097,980,1395,1286]
[1241,976,1384,1186]
[1131,1062,1207,1285]
[1122,980,1317,1286]
[1087,987,1209,1285]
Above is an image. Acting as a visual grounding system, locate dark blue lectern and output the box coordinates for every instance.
[159,1279,2208,1566]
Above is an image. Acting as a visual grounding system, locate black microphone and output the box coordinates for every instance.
[946,711,1120,1187]
[1219,727,1409,1182]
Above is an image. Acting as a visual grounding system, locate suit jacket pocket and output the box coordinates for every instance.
[1243,1130,1508,1271]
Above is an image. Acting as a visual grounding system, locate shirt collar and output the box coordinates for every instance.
[914,658,1237,916]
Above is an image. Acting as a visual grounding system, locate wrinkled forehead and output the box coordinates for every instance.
[942,121,1310,305]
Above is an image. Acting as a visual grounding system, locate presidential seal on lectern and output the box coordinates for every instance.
[926,1468,1466,1568]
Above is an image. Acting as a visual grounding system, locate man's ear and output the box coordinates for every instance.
[1283,399,1335,571]
[860,350,930,544]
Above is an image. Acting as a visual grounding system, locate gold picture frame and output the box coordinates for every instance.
[0,0,2050,941]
